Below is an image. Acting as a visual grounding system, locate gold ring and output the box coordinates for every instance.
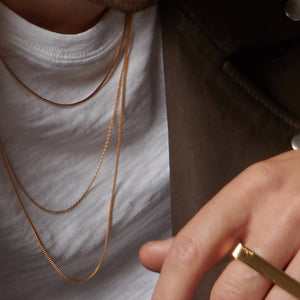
[232,243,300,299]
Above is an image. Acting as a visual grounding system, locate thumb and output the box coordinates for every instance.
[139,238,174,272]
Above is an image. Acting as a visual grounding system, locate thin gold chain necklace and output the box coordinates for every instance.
[0,13,132,281]
[0,8,124,108]
[0,13,130,214]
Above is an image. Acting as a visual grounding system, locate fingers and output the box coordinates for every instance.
[139,238,173,272]
[211,226,299,299]
[151,176,253,300]
[148,151,300,300]
[211,165,300,300]
[265,249,300,300]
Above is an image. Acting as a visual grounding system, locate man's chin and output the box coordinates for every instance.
[89,0,157,13]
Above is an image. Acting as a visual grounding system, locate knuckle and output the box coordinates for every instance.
[243,161,283,192]
[169,236,199,267]
[278,192,300,228]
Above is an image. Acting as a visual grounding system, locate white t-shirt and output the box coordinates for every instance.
[0,3,171,300]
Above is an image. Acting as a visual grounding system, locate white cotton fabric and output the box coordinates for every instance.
[0,3,171,300]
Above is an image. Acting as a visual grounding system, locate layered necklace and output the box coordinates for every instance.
[0,12,133,282]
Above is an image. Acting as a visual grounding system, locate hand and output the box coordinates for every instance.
[139,150,300,300]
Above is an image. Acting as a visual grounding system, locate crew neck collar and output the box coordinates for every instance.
[0,2,125,63]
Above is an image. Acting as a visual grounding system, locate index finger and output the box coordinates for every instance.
[151,168,255,300]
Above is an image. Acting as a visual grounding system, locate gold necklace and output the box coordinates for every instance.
[0,12,129,214]
[0,8,123,108]
[0,13,133,281]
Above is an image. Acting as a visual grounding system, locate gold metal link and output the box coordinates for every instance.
[0,13,133,281]
[0,12,128,214]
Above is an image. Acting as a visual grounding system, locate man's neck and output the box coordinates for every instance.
[1,0,107,34]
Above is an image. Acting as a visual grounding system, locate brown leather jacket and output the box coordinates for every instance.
[160,0,300,298]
